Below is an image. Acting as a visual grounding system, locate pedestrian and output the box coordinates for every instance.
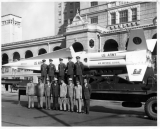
[83,78,92,114]
[44,78,51,110]
[67,78,74,112]
[58,58,66,84]
[59,79,67,111]
[51,78,59,110]
[37,78,44,109]
[48,59,56,83]
[26,78,35,109]
[74,56,84,86]
[41,59,48,84]
[74,80,82,113]
[66,57,74,84]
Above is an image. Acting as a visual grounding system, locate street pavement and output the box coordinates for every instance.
[2,91,157,126]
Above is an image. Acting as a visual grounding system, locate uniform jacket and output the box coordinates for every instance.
[58,63,66,76]
[36,82,44,97]
[74,62,84,75]
[66,61,74,75]
[44,83,51,97]
[51,82,59,97]
[74,85,82,99]
[60,83,67,97]
[41,64,48,76]
[26,82,35,96]
[48,63,56,76]
[67,83,74,98]
[83,83,92,100]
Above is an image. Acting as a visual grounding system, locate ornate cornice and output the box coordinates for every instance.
[101,24,157,36]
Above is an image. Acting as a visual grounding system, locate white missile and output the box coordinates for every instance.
[2,29,156,82]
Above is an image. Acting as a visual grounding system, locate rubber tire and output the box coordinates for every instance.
[145,96,157,120]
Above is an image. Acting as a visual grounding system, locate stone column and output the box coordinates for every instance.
[116,11,119,24]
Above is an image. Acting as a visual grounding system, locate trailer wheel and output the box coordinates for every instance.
[145,96,157,120]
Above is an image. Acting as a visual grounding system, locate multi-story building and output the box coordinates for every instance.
[2,2,157,83]
[54,2,80,35]
[1,14,22,44]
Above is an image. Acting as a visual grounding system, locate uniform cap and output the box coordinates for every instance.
[76,56,80,59]
[42,59,46,62]
[46,78,49,81]
[59,58,63,61]
[68,57,72,59]
[49,59,53,61]
[69,78,72,81]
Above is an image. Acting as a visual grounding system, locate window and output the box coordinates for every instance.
[132,8,137,21]
[59,11,61,16]
[70,18,73,24]
[89,39,94,48]
[59,20,61,24]
[119,10,128,23]
[58,3,61,7]
[91,2,98,7]
[70,3,73,6]
[70,10,73,14]
[64,19,68,24]
[91,16,98,24]
[111,13,116,25]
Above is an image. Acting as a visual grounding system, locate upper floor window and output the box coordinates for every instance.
[70,18,73,24]
[91,16,98,24]
[58,3,61,7]
[132,8,137,21]
[119,10,128,23]
[91,2,98,7]
[70,10,73,14]
[59,11,61,16]
[111,12,116,25]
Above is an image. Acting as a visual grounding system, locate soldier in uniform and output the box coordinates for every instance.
[66,57,74,84]
[58,58,66,84]
[67,78,74,112]
[37,78,44,109]
[48,59,56,83]
[41,59,48,84]
[83,78,92,114]
[59,79,67,111]
[74,56,84,85]
[51,78,59,110]
[44,78,51,110]
[74,80,82,113]
[26,78,35,109]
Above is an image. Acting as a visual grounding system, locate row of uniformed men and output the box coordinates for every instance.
[26,76,92,114]
[41,56,84,85]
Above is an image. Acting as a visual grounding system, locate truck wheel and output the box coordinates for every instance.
[145,96,157,120]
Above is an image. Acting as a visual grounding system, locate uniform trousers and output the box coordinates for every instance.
[59,97,66,111]
[28,95,34,108]
[37,96,43,108]
[76,75,83,86]
[84,99,90,114]
[75,98,82,112]
[45,96,51,109]
[52,96,59,110]
[41,76,47,84]
[49,76,54,83]
[67,97,74,111]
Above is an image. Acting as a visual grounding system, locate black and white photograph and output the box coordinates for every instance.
[1,0,158,127]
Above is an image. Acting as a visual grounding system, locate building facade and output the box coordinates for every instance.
[1,14,22,44]
[2,1,157,82]
[54,2,80,35]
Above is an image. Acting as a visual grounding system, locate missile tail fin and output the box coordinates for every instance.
[127,29,147,51]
